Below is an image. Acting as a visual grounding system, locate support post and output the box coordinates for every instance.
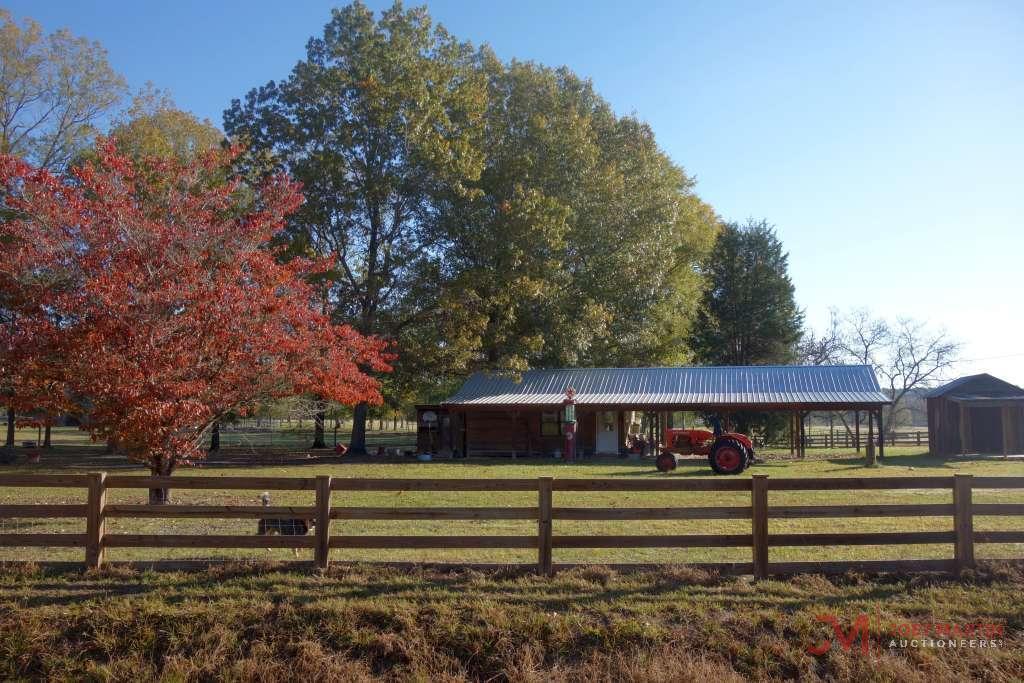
[866,411,875,465]
[462,410,469,457]
[1002,407,1013,458]
[959,407,968,455]
[953,474,974,572]
[877,410,885,458]
[85,471,107,569]
[794,411,802,458]
[854,410,861,453]
[538,477,553,576]
[789,413,795,455]
[315,475,332,569]
[617,411,625,455]
[751,474,769,580]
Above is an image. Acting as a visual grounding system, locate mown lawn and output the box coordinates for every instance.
[1,449,1022,566]
[0,561,1021,681]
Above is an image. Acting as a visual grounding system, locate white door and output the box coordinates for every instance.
[595,411,619,455]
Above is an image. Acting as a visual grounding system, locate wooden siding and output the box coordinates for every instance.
[417,407,604,456]
[928,391,1023,456]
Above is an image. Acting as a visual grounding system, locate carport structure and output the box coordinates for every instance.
[417,365,891,458]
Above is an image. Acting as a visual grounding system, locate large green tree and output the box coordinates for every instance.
[225,2,720,444]
[224,1,486,452]
[430,54,718,381]
[109,85,223,162]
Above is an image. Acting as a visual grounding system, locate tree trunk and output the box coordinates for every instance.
[312,406,326,449]
[209,421,220,452]
[349,402,369,455]
[43,424,51,448]
[148,457,175,504]
[4,407,13,447]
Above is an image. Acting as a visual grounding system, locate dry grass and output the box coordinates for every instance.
[0,561,1022,682]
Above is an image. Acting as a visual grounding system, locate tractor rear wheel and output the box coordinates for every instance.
[709,438,746,475]
[656,451,677,472]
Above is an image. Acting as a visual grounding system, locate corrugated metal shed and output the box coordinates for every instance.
[444,365,890,408]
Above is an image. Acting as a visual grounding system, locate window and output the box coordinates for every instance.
[541,410,563,436]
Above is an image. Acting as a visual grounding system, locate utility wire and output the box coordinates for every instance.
[952,352,1024,363]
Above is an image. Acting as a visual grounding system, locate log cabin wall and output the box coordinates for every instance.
[463,409,598,456]
[415,406,602,456]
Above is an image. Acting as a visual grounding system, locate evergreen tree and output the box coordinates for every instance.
[693,218,803,366]
[693,218,803,439]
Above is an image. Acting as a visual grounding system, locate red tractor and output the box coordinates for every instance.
[655,417,755,475]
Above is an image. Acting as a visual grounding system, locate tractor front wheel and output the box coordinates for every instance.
[656,451,677,472]
[709,439,746,475]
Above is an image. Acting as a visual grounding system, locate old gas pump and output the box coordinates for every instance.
[562,386,577,461]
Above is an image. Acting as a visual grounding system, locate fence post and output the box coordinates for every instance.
[538,477,553,576]
[85,471,107,569]
[315,475,332,569]
[953,474,974,572]
[751,474,769,580]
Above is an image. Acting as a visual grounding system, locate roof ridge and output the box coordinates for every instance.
[448,365,888,407]
[500,364,875,371]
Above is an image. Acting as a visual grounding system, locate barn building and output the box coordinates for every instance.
[926,374,1024,456]
[416,365,890,458]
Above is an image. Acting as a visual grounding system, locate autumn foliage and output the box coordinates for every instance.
[0,142,389,478]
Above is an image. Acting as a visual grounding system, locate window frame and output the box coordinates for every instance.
[540,410,563,437]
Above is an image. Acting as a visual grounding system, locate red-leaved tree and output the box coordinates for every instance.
[0,155,77,449]
[1,142,390,501]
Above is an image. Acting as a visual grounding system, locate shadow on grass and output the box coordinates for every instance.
[821,452,951,470]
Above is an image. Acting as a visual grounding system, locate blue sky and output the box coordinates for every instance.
[9,0,1024,384]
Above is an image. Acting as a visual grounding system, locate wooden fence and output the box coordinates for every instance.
[1,473,1022,577]
[766,430,929,450]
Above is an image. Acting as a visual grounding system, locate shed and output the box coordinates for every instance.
[926,374,1024,456]
[417,365,890,457]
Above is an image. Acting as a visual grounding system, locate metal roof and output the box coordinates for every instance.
[925,373,1024,399]
[444,365,890,408]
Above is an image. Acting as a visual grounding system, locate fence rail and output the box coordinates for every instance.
[1,473,1022,576]
[766,429,929,449]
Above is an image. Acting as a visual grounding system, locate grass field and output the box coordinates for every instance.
[1,561,1021,681]
[8,424,417,451]
[1,448,1022,566]
[9,423,929,450]
[2,448,1023,681]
